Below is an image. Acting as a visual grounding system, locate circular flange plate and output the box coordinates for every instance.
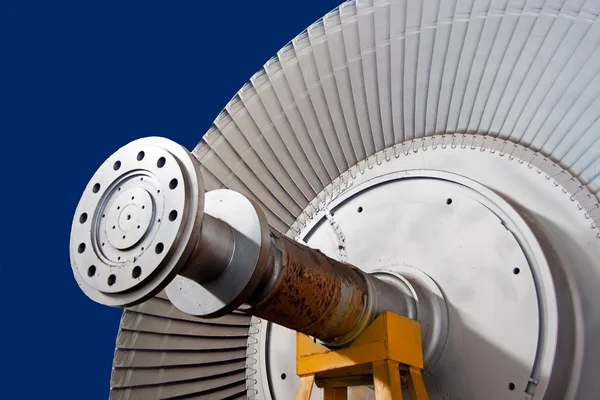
[70,137,204,306]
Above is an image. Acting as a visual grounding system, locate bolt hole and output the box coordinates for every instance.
[357,206,363,213]
[77,243,86,253]
[122,235,126,239]
[137,151,145,161]
[101,242,105,247]
[157,190,161,193]
[92,183,100,193]
[140,177,143,181]
[169,210,178,221]
[280,373,286,380]
[137,225,140,229]
[155,243,164,254]
[158,218,161,223]
[102,214,105,218]
[131,196,135,200]
[157,157,166,168]
[118,187,121,191]
[112,225,116,229]
[79,213,88,223]
[127,215,131,220]
[87,265,96,277]
[446,198,453,205]
[142,205,145,209]
[169,178,178,190]
[132,266,141,279]
[513,267,520,275]
[141,247,144,251]
[107,274,116,286]
[117,256,121,260]
[508,383,515,391]
[113,160,121,170]
[117,206,120,210]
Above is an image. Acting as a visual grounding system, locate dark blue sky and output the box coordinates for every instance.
[1,1,341,398]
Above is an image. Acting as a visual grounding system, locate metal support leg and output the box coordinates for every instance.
[373,360,403,400]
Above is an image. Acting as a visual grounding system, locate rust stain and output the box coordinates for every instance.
[250,236,367,342]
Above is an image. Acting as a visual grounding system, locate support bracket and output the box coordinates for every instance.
[295,311,429,400]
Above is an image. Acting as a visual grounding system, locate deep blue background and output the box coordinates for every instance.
[1,1,341,398]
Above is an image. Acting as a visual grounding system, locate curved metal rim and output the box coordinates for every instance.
[70,136,205,307]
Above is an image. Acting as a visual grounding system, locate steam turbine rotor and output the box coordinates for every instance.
[68,0,600,399]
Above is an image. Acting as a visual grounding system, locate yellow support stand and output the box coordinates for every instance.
[295,311,429,400]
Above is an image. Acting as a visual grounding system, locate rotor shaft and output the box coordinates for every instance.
[70,137,420,346]
[247,233,416,345]
[166,194,417,346]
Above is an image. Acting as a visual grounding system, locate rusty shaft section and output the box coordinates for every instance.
[247,234,416,345]
[171,194,417,346]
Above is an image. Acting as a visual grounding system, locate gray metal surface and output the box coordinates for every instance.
[104,0,600,398]
[166,189,266,317]
[71,137,205,307]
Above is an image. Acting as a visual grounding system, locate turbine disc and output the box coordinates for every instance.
[108,1,600,399]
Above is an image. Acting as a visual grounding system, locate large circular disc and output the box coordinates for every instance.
[262,170,559,400]
[106,1,600,399]
[251,140,599,400]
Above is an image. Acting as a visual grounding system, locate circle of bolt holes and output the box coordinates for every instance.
[72,144,187,293]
